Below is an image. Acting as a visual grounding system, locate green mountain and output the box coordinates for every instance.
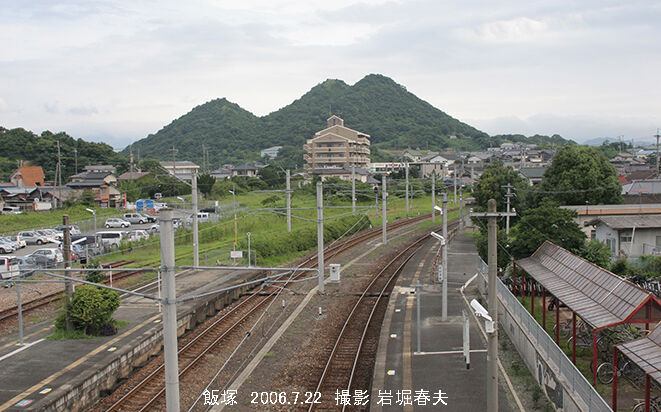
[124,74,570,165]
[0,127,128,182]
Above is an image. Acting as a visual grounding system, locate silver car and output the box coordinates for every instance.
[105,218,131,228]
[17,231,51,245]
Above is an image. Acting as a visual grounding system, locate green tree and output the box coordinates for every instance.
[84,259,105,283]
[473,159,527,212]
[579,239,612,268]
[509,204,586,259]
[257,165,285,188]
[197,173,216,197]
[80,190,96,207]
[536,145,622,206]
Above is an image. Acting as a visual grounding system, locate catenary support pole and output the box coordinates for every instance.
[454,164,457,201]
[463,309,470,369]
[487,198,499,412]
[286,169,291,232]
[405,163,409,216]
[351,164,356,215]
[317,182,325,293]
[442,192,448,321]
[505,184,512,236]
[382,175,387,245]
[459,184,464,231]
[431,173,436,223]
[63,215,73,331]
[159,209,180,412]
[415,283,421,353]
[192,172,199,267]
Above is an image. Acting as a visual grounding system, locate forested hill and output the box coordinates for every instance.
[124,74,571,165]
[0,127,128,182]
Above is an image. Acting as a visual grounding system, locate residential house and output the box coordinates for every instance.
[260,146,282,159]
[519,166,548,186]
[303,115,370,180]
[10,166,45,187]
[622,179,661,204]
[210,167,232,179]
[560,203,661,237]
[0,187,42,210]
[159,161,200,181]
[67,165,121,207]
[586,215,661,257]
[231,164,258,178]
[418,153,458,178]
[401,149,428,163]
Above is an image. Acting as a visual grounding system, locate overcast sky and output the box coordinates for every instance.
[2,0,660,149]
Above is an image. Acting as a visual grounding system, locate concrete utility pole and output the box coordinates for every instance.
[63,215,73,331]
[469,200,515,412]
[656,129,661,173]
[351,164,356,215]
[486,199,498,412]
[504,184,513,236]
[382,175,387,244]
[431,172,436,223]
[442,193,448,321]
[316,182,325,293]
[286,169,291,232]
[192,172,199,267]
[159,209,180,412]
[453,164,457,201]
[459,184,464,231]
[405,163,409,216]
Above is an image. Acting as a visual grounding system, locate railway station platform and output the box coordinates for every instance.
[371,232,517,411]
[0,267,261,411]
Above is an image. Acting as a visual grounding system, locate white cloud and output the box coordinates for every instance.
[456,17,552,44]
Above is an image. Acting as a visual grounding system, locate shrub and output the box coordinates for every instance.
[85,259,105,283]
[63,285,120,335]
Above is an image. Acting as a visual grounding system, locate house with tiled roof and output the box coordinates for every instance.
[67,165,121,207]
[10,166,45,187]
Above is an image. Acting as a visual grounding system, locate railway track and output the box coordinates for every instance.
[0,260,136,323]
[308,235,426,411]
[100,210,452,411]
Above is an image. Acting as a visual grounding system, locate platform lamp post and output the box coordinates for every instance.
[247,232,251,267]
[85,208,97,234]
[176,196,185,209]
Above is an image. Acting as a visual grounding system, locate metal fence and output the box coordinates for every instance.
[478,258,612,412]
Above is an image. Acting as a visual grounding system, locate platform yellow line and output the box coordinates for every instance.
[0,313,161,410]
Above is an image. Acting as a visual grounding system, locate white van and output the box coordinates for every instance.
[1,206,22,215]
[98,231,126,248]
[0,256,20,279]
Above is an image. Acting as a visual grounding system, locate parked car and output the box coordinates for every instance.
[0,256,20,279]
[17,231,50,245]
[9,236,26,248]
[29,248,64,265]
[0,239,16,254]
[129,229,150,242]
[105,218,130,228]
[13,256,37,276]
[138,213,157,223]
[98,231,126,248]
[35,229,61,243]
[0,237,20,251]
[148,223,159,233]
[123,213,149,224]
[1,206,22,215]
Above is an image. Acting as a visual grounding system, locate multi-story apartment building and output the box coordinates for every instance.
[303,115,370,181]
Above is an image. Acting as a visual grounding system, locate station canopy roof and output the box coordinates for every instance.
[617,322,661,385]
[516,241,661,330]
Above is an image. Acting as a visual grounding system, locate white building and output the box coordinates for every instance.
[159,161,200,181]
[587,215,661,257]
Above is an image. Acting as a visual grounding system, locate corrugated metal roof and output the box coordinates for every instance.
[617,322,661,386]
[516,241,661,329]
[588,214,661,229]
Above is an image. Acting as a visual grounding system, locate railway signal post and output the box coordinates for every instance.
[382,175,387,244]
[159,208,180,412]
